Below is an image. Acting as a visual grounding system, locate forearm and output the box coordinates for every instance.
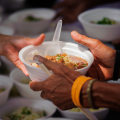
[81,81,120,111]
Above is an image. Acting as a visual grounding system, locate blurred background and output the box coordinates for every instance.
[0,0,120,120]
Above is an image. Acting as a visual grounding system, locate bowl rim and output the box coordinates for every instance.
[19,41,94,71]
[61,108,109,114]
[78,8,120,28]
[7,8,56,23]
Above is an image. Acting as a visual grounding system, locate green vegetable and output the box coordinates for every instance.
[21,107,31,115]
[3,107,46,120]
[0,87,5,93]
[25,15,43,22]
[56,55,63,61]
[70,107,102,112]
[91,17,116,25]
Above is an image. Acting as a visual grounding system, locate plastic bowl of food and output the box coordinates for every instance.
[19,41,94,81]
[78,8,120,41]
[0,98,57,120]
[0,75,13,106]
[60,108,109,120]
[5,8,56,35]
[10,68,42,99]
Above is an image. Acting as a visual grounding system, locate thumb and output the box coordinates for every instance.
[26,33,45,46]
[71,31,102,50]
[29,81,44,91]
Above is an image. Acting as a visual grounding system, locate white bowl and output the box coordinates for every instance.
[60,108,109,120]
[78,8,120,41]
[0,25,14,35]
[0,75,13,106]
[10,68,42,99]
[19,41,94,81]
[0,98,56,119]
[38,118,73,120]
[5,8,56,35]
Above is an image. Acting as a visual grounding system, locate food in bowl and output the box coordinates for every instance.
[91,17,116,25]
[3,106,46,120]
[31,53,88,70]
[24,15,44,22]
[0,87,5,93]
[20,78,31,84]
[69,107,102,112]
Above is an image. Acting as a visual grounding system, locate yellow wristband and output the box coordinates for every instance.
[71,76,92,108]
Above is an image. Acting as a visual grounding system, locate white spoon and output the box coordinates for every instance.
[44,20,63,56]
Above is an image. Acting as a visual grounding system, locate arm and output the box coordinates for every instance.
[81,80,120,111]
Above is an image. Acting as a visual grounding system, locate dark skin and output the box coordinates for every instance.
[30,31,120,111]
[53,0,120,23]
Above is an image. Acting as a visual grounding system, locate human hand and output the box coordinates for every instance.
[53,0,90,23]
[71,31,116,80]
[0,34,45,75]
[30,55,81,110]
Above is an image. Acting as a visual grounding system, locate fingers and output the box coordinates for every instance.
[4,44,28,76]
[33,55,62,74]
[26,33,45,46]
[71,31,102,50]
[29,81,44,91]
[11,34,45,49]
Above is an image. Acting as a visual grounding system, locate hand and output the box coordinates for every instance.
[30,55,81,110]
[53,0,90,23]
[0,34,45,75]
[71,31,116,80]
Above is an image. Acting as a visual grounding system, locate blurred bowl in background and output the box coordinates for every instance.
[10,68,42,99]
[4,8,56,36]
[0,75,13,106]
[78,8,120,41]
[60,108,109,120]
[0,98,57,119]
[0,25,14,35]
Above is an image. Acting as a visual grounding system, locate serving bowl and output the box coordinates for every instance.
[60,108,109,120]
[78,8,120,41]
[38,118,73,120]
[10,68,42,99]
[0,98,56,119]
[5,8,56,35]
[19,41,94,81]
[0,75,13,106]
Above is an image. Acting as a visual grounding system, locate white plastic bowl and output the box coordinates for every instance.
[10,68,42,99]
[78,8,120,41]
[0,75,13,106]
[0,98,56,119]
[19,41,94,81]
[60,108,109,120]
[5,8,56,35]
[0,25,14,35]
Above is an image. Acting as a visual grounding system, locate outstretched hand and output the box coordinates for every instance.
[0,34,45,75]
[71,31,116,80]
